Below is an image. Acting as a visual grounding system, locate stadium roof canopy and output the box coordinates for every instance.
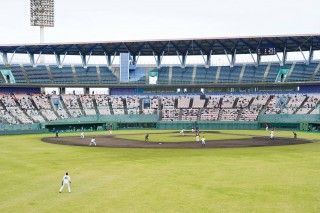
[1,34,320,67]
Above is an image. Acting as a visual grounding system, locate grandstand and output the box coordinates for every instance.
[0,35,320,132]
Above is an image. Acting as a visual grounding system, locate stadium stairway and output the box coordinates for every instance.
[14,97,37,123]
[20,65,30,83]
[123,98,128,115]
[262,63,271,82]
[29,97,49,122]
[96,66,102,84]
[232,97,239,108]
[189,98,193,108]
[0,72,5,83]
[236,109,243,121]
[138,98,143,114]
[311,62,320,80]
[92,97,100,115]
[247,97,255,108]
[58,96,72,118]
[108,100,114,115]
[48,98,62,119]
[293,97,308,114]
[77,96,86,116]
[71,66,79,84]
[46,65,54,83]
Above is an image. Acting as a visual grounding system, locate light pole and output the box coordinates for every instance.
[30,0,55,64]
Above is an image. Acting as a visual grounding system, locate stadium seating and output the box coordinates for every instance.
[2,62,320,84]
[0,92,318,125]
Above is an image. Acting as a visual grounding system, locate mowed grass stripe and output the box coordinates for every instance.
[0,130,319,212]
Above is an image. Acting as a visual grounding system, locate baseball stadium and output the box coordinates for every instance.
[1,0,320,212]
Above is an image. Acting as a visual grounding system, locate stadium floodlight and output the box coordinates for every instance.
[30,0,54,28]
[30,0,54,63]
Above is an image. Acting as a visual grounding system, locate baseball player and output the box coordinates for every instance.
[80,132,85,139]
[180,129,185,135]
[59,172,71,193]
[108,125,112,135]
[90,137,97,146]
[293,131,297,139]
[145,133,149,142]
[201,136,206,147]
[195,134,200,143]
[270,130,274,139]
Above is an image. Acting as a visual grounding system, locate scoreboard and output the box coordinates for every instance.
[257,46,276,55]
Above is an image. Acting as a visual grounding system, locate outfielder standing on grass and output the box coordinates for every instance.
[59,172,71,193]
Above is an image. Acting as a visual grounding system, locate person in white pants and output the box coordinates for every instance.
[80,132,84,139]
[59,172,71,193]
[201,136,206,147]
[180,129,185,135]
[270,130,274,139]
[90,137,97,146]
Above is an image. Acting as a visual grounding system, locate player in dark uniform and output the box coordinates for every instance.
[293,131,297,139]
[145,133,149,142]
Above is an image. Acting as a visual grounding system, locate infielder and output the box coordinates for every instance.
[90,137,97,146]
[180,129,185,135]
[201,136,206,147]
[196,134,200,143]
[80,132,85,139]
[59,172,71,193]
[270,130,274,139]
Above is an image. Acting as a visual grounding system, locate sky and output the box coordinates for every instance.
[0,0,319,45]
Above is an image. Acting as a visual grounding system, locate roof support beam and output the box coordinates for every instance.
[276,53,282,66]
[231,49,236,67]
[80,52,87,68]
[298,46,308,65]
[8,51,16,65]
[206,53,211,68]
[132,52,140,65]
[35,52,42,66]
[257,54,261,65]
[282,47,287,66]
[104,52,112,68]
[86,52,92,66]
[200,50,212,68]
[308,45,314,64]
[276,47,287,66]
[176,51,188,68]
[2,52,9,65]
[153,51,164,68]
[54,52,62,68]
[28,52,35,67]
[248,49,257,66]
[224,49,232,67]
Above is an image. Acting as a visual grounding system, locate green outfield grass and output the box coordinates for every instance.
[1,129,320,212]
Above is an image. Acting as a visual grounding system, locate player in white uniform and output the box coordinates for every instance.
[270,130,274,139]
[90,137,97,146]
[180,129,185,135]
[59,172,71,193]
[196,135,200,143]
[80,132,84,139]
[201,136,206,147]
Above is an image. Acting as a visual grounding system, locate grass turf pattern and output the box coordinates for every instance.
[0,130,320,212]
